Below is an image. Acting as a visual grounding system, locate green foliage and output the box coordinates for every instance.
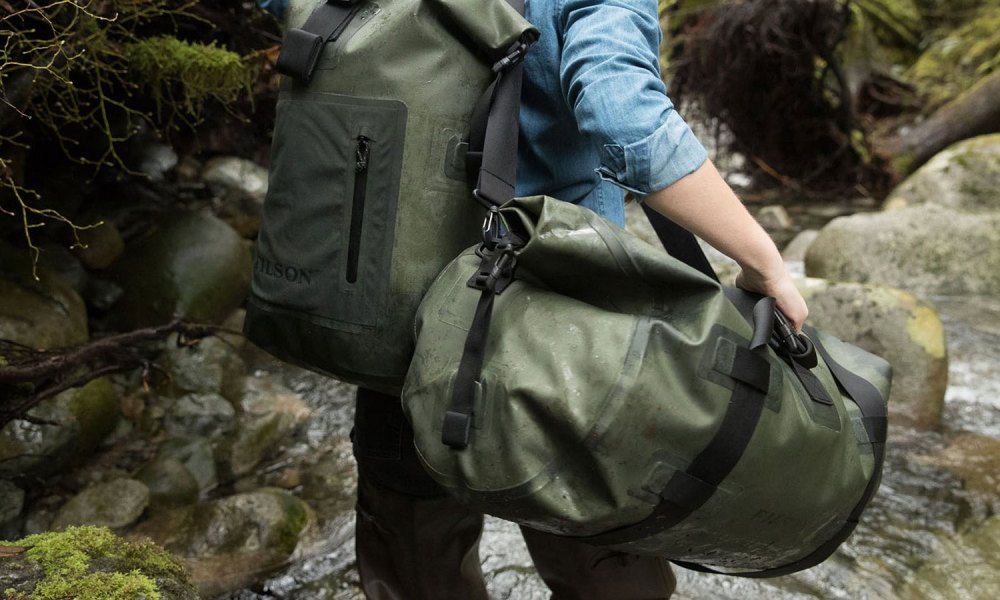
[1,526,191,600]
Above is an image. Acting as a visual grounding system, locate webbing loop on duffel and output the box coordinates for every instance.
[276,0,365,82]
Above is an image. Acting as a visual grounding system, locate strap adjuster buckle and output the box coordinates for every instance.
[492,41,529,73]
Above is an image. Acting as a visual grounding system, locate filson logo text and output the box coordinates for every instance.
[255,257,315,286]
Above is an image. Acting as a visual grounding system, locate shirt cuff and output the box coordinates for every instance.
[595,112,709,196]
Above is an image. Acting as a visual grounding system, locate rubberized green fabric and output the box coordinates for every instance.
[244,0,537,394]
[403,195,892,572]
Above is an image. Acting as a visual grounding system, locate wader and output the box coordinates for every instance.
[353,388,677,599]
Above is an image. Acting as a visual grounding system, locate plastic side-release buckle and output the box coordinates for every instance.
[468,248,517,294]
[276,28,324,82]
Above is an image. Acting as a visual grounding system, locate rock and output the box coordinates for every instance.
[72,220,125,270]
[52,479,150,530]
[110,211,251,328]
[203,157,270,239]
[163,393,236,438]
[161,333,247,402]
[0,378,120,478]
[130,488,312,598]
[884,135,1000,214]
[898,515,1000,600]
[809,136,1000,296]
[0,479,25,524]
[805,204,1000,296]
[155,437,218,494]
[0,251,88,349]
[221,375,311,477]
[138,143,180,182]
[0,526,198,600]
[201,156,269,204]
[755,205,793,230]
[135,458,201,510]
[781,229,819,262]
[798,279,948,428]
[916,433,1000,513]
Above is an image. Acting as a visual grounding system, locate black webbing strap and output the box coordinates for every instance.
[641,204,719,282]
[275,0,364,82]
[441,236,522,449]
[671,331,888,578]
[582,303,774,546]
[465,0,534,207]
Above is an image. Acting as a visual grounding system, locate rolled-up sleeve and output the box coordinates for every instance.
[559,0,707,195]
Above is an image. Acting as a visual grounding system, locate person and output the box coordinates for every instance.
[351,1,809,599]
[254,0,807,596]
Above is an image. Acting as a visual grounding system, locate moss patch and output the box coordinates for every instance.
[907,7,1000,110]
[127,36,256,119]
[1,526,191,600]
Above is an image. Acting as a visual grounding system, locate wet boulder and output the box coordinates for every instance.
[916,433,1000,513]
[110,211,251,328]
[72,220,126,270]
[130,488,312,598]
[202,157,269,238]
[798,279,948,428]
[220,374,311,477]
[163,393,237,439]
[0,257,87,350]
[161,333,247,402]
[135,458,201,511]
[0,479,25,526]
[51,478,150,531]
[0,378,120,479]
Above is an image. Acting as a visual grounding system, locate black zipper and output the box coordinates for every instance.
[346,135,370,283]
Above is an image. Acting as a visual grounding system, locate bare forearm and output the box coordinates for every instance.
[642,159,809,330]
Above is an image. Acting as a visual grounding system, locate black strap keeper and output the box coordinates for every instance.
[276,28,325,82]
[442,410,474,449]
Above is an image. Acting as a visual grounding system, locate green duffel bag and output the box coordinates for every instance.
[403,195,891,575]
[243,0,536,394]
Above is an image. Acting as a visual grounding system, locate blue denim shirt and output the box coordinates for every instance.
[262,0,708,227]
[517,0,708,226]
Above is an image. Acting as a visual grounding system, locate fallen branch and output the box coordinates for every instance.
[0,319,238,428]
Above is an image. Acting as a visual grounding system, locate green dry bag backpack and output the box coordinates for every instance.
[243,0,537,394]
[403,195,891,576]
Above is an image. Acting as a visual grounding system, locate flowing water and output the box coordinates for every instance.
[222,285,1000,600]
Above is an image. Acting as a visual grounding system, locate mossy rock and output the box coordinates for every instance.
[130,488,312,598]
[0,378,119,479]
[0,525,197,600]
[110,211,251,328]
[798,279,947,428]
[884,134,1000,213]
[906,7,1000,110]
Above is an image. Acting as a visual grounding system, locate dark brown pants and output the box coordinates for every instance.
[353,389,676,600]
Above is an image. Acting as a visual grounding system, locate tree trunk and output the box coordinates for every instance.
[878,70,1000,177]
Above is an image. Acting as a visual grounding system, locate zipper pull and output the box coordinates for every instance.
[355,136,370,172]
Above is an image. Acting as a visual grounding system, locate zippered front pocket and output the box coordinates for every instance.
[347,135,371,284]
[252,91,407,329]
